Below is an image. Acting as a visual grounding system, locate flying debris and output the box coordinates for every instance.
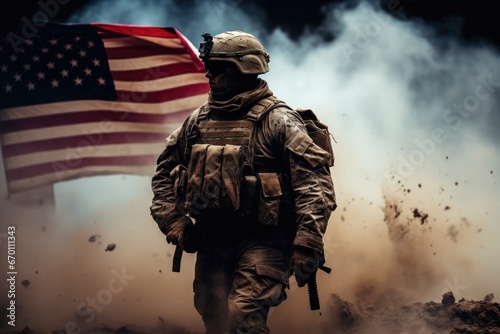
[412,208,429,224]
[88,234,100,242]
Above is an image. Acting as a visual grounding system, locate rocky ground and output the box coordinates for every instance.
[4,291,499,334]
[325,292,500,334]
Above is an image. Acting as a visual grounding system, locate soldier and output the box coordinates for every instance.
[150,30,336,334]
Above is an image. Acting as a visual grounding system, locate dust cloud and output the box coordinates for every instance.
[1,1,499,333]
[0,175,204,333]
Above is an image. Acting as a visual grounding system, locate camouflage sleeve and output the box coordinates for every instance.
[266,108,337,253]
[150,127,186,235]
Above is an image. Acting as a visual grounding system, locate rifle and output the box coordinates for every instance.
[308,264,331,311]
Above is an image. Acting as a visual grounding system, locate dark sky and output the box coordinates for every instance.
[3,0,500,49]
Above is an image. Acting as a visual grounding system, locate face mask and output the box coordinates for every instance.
[205,62,252,100]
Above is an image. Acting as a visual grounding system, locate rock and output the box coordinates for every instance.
[484,293,495,302]
[18,327,34,334]
[442,291,456,305]
[105,243,116,252]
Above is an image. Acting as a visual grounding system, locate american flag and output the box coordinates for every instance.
[0,22,209,196]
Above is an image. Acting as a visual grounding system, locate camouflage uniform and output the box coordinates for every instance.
[150,31,336,334]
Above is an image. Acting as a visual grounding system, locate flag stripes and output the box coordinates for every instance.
[0,95,204,119]
[1,109,192,133]
[0,22,208,194]
[111,63,202,81]
[2,131,167,157]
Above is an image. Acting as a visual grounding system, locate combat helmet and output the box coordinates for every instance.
[198,31,270,75]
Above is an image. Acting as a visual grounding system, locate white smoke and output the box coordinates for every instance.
[1,1,499,333]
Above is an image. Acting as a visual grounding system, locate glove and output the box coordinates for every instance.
[165,217,201,253]
[291,246,320,287]
[181,222,201,253]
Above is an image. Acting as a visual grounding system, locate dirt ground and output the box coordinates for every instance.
[5,292,499,334]
[324,292,500,334]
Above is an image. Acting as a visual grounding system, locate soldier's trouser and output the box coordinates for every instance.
[193,243,289,334]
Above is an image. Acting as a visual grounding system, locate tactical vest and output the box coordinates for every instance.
[181,96,286,225]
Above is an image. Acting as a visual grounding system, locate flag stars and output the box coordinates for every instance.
[1,29,119,105]
[75,36,81,41]
[1,28,123,108]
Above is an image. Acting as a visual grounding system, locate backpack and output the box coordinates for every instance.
[253,98,336,168]
[293,107,335,167]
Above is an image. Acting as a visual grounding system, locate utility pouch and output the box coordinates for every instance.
[257,172,282,226]
[170,164,188,207]
[184,144,244,220]
[241,174,258,219]
[202,145,224,209]
[185,144,210,216]
[220,144,243,212]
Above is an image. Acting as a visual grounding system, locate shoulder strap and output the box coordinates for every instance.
[246,96,291,123]
[245,96,292,169]
[196,102,211,122]
[182,102,209,161]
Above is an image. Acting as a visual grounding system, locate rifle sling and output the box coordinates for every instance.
[172,245,183,273]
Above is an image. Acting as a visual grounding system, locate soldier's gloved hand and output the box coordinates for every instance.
[291,246,319,287]
[165,217,200,253]
[181,221,201,253]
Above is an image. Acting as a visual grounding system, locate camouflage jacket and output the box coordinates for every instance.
[150,99,337,254]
